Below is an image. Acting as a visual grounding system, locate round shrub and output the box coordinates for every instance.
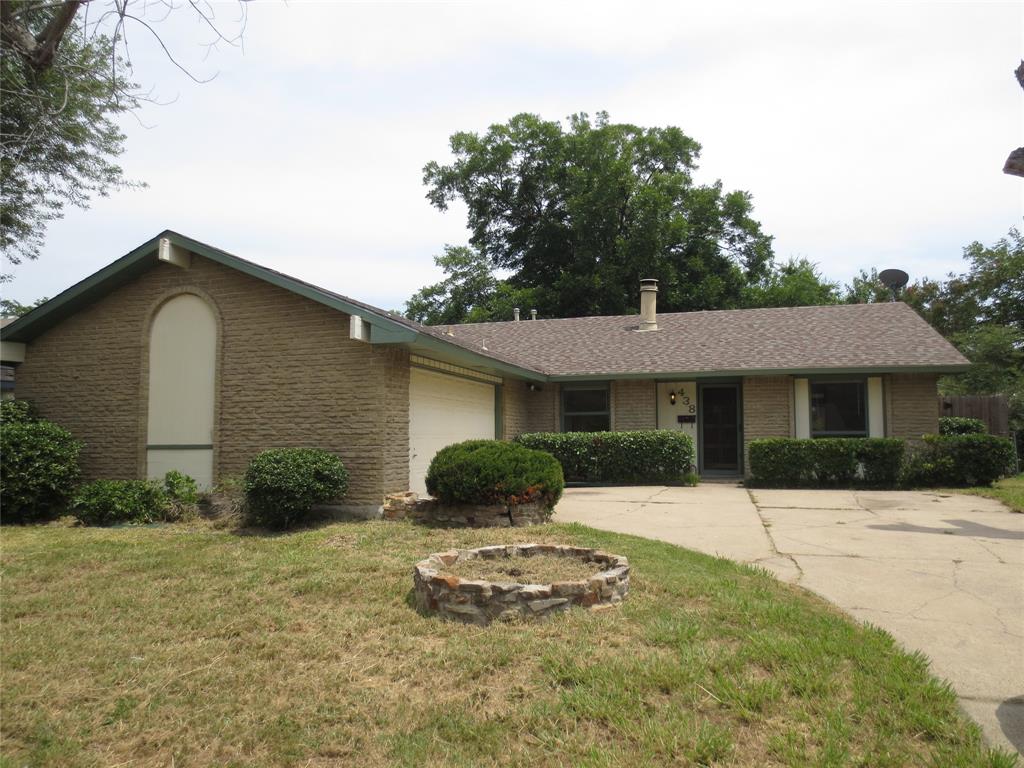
[72,479,168,526]
[939,417,987,436]
[1,417,81,523]
[425,439,565,510]
[244,448,349,529]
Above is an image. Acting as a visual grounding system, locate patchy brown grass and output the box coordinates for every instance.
[1,520,1016,767]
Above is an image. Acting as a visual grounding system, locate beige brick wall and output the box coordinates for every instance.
[502,379,559,438]
[742,375,794,473]
[15,255,409,506]
[886,373,939,440]
[611,380,656,430]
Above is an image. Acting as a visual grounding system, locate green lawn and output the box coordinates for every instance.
[946,473,1024,513]
[1,520,1017,767]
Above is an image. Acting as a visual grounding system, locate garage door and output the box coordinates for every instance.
[409,367,495,496]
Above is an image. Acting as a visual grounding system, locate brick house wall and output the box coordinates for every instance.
[886,373,939,440]
[741,375,794,472]
[14,256,409,506]
[611,380,656,430]
[501,379,559,438]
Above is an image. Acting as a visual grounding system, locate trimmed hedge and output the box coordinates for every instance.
[749,434,1014,488]
[1,411,82,523]
[513,431,695,484]
[938,417,987,436]
[72,479,169,526]
[748,438,905,488]
[426,440,564,510]
[903,434,1015,487]
[244,448,349,529]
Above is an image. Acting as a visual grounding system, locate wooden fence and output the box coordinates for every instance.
[937,394,1010,436]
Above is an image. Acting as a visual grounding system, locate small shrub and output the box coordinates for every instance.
[244,448,349,529]
[514,431,695,483]
[72,479,168,526]
[748,438,905,489]
[939,417,987,436]
[1,417,81,523]
[903,434,1015,487]
[162,470,200,521]
[426,440,564,511]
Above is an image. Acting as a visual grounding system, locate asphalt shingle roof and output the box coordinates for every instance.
[420,302,969,377]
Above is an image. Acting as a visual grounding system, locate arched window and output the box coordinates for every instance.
[146,294,217,488]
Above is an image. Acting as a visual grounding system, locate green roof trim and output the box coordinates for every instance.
[0,230,550,381]
[0,231,424,344]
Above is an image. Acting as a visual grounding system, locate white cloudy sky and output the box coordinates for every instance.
[5,0,1022,312]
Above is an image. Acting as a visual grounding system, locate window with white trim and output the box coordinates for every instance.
[810,380,867,437]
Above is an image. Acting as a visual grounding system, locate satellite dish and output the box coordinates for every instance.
[878,268,909,301]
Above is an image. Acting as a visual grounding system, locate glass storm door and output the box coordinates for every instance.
[700,385,740,473]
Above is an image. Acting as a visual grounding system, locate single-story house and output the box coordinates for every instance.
[0,231,970,513]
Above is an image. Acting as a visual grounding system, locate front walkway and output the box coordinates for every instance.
[553,484,1024,754]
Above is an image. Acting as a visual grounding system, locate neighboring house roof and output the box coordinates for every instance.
[429,303,970,379]
[0,231,970,381]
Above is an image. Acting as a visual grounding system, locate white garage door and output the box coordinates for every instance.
[409,367,496,496]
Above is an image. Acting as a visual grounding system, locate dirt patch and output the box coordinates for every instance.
[445,552,601,584]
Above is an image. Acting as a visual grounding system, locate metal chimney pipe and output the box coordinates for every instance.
[639,278,658,331]
[530,309,537,320]
[513,308,520,322]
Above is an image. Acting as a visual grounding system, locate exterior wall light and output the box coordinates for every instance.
[669,390,676,405]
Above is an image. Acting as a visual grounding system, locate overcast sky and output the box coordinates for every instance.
[5,0,1022,312]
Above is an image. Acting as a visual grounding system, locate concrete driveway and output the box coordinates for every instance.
[554,484,1024,754]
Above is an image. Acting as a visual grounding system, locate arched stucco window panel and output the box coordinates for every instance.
[140,290,221,490]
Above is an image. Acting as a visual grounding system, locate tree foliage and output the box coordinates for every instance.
[1,4,137,266]
[417,112,773,321]
[743,257,840,308]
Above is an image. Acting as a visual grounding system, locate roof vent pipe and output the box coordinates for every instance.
[530,309,537,320]
[513,308,520,322]
[639,278,658,331]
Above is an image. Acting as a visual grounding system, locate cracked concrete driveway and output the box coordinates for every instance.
[553,484,1024,754]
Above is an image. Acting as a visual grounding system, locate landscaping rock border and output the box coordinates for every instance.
[384,492,550,527]
[413,544,629,625]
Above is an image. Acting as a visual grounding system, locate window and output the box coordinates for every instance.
[810,380,867,437]
[562,384,610,432]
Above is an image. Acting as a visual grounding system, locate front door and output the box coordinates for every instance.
[699,384,741,474]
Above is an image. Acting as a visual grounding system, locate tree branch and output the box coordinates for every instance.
[1,1,83,72]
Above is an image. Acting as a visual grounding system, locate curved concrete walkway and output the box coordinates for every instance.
[553,484,1024,754]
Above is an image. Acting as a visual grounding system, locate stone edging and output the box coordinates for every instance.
[384,492,550,527]
[413,544,630,625]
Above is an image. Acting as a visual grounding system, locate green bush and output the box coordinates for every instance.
[162,470,200,521]
[856,439,906,487]
[938,417,987,436]
[903,434,1015,487]
[1,416,82,523]
[72,479,168,526]
[0,398,38,424]
[748,438,905,488]
[244,448,349,529]
[426,440,564,510]
[513,431,695,483]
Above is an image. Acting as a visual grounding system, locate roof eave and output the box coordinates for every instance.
[549,363,972,382]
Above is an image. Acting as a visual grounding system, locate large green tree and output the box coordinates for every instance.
[418,112,773,321]
[1,0,247,270]
[743,257,840,308]
[1,5,137,267]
